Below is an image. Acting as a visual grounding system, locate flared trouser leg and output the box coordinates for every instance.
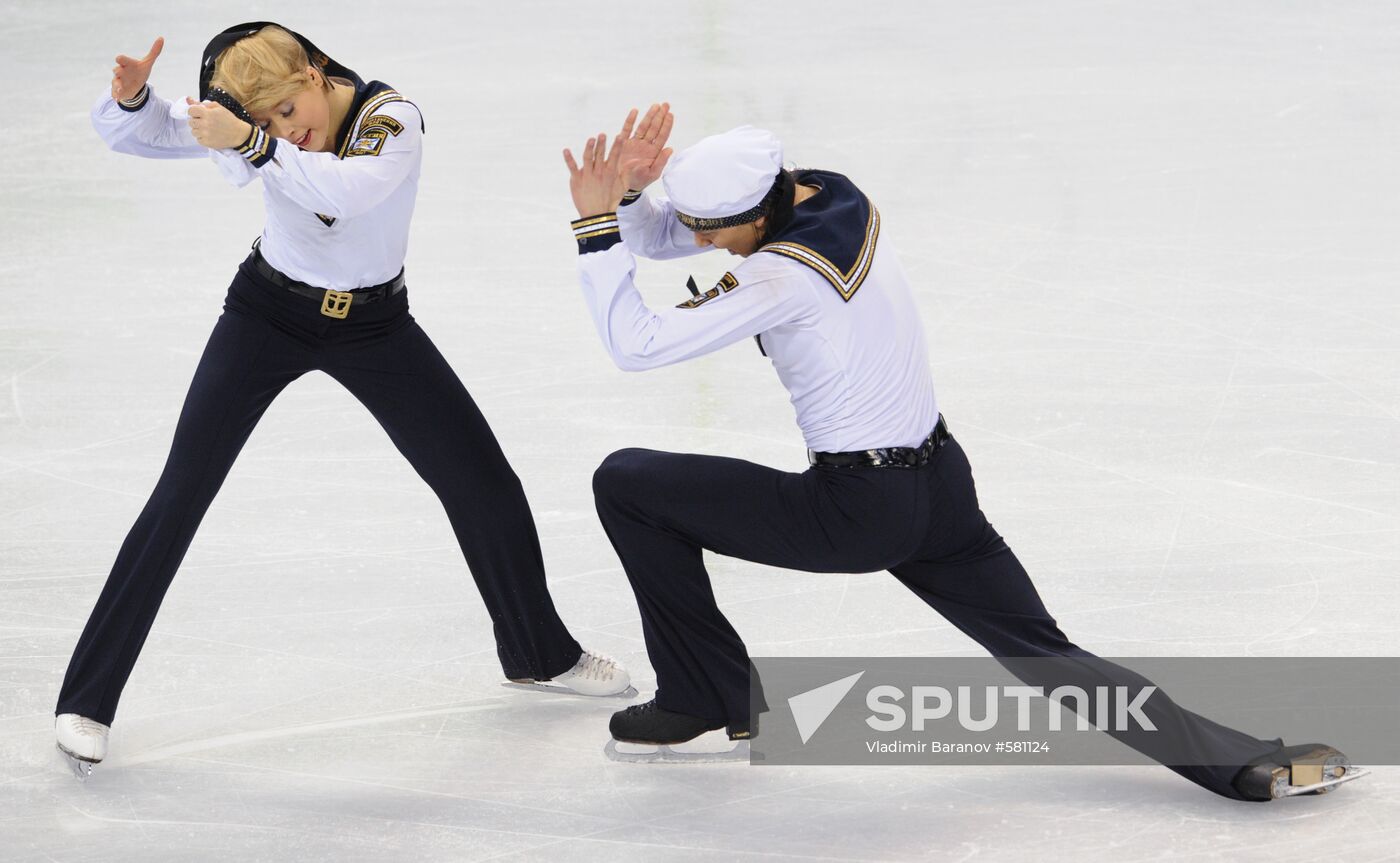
[56,307,306,725]
[325,321,581,680]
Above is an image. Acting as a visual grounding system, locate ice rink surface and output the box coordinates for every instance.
[3,1,1398,860]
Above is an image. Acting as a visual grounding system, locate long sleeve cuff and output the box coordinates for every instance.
[571,213,622,254]
[619,190,642,206]
[117,84,150,112]
[236,124,277,168]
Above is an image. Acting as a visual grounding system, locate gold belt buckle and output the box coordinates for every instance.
[321,289,353,319]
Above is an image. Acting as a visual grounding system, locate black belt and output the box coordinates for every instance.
[249,246,405,316]
[809,416,950,469]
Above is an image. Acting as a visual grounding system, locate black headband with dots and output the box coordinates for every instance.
[675,172,784,232]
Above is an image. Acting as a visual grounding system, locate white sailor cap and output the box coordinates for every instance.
[662,125,784,232]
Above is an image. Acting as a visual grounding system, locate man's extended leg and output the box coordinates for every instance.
[889,437,1281,799]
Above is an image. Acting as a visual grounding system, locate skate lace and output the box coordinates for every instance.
[624,700,659,717]
[576,650,619,681]
[68,716,108,736]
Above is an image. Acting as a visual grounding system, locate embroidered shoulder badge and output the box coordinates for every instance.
[346,114,406,158]
[676,272,740,309]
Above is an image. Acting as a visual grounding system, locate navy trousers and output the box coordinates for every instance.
[57,258,581,726]
[592,434,1283,800]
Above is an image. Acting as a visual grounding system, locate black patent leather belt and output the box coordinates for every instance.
[809,416,950,469]
[249,246,405,310]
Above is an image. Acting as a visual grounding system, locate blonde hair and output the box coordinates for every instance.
[210,25,329,114]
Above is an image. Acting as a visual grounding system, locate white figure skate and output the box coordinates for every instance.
[55,713,109,780]
[502,650,637,698]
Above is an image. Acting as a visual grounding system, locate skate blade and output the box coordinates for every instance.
[1275,765,1369,798]
[56,744,95,781]
[604,738,750,764]
[501,681,639,700]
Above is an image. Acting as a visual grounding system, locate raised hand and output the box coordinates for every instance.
[563,131,627,218]
[185,98,254,150]
[617,103,674,192]
[111,37,164,102]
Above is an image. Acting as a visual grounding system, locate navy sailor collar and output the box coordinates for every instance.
[332,79,406,157]
[759,170,881,302]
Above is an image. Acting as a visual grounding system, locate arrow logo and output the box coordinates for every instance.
[788,671,865,744]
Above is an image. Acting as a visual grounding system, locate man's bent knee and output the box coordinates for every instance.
[592,448,661,502]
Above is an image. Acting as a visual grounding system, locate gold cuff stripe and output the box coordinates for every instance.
[118,85,150,109]
[572,219,619,235]
[574,226,621,240]
[571,213,619,229]
[239,127,271,163]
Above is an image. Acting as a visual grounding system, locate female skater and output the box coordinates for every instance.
[560,105,1361,801]
[55,23,629,776]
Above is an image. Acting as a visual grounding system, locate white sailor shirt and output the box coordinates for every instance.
[572,171,939,453]
[91,81,423,291]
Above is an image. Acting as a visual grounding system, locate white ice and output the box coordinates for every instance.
[2,1,1398,860]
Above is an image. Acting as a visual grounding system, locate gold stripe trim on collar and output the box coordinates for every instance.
[337,90,406,158]
[760,202,881,302]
